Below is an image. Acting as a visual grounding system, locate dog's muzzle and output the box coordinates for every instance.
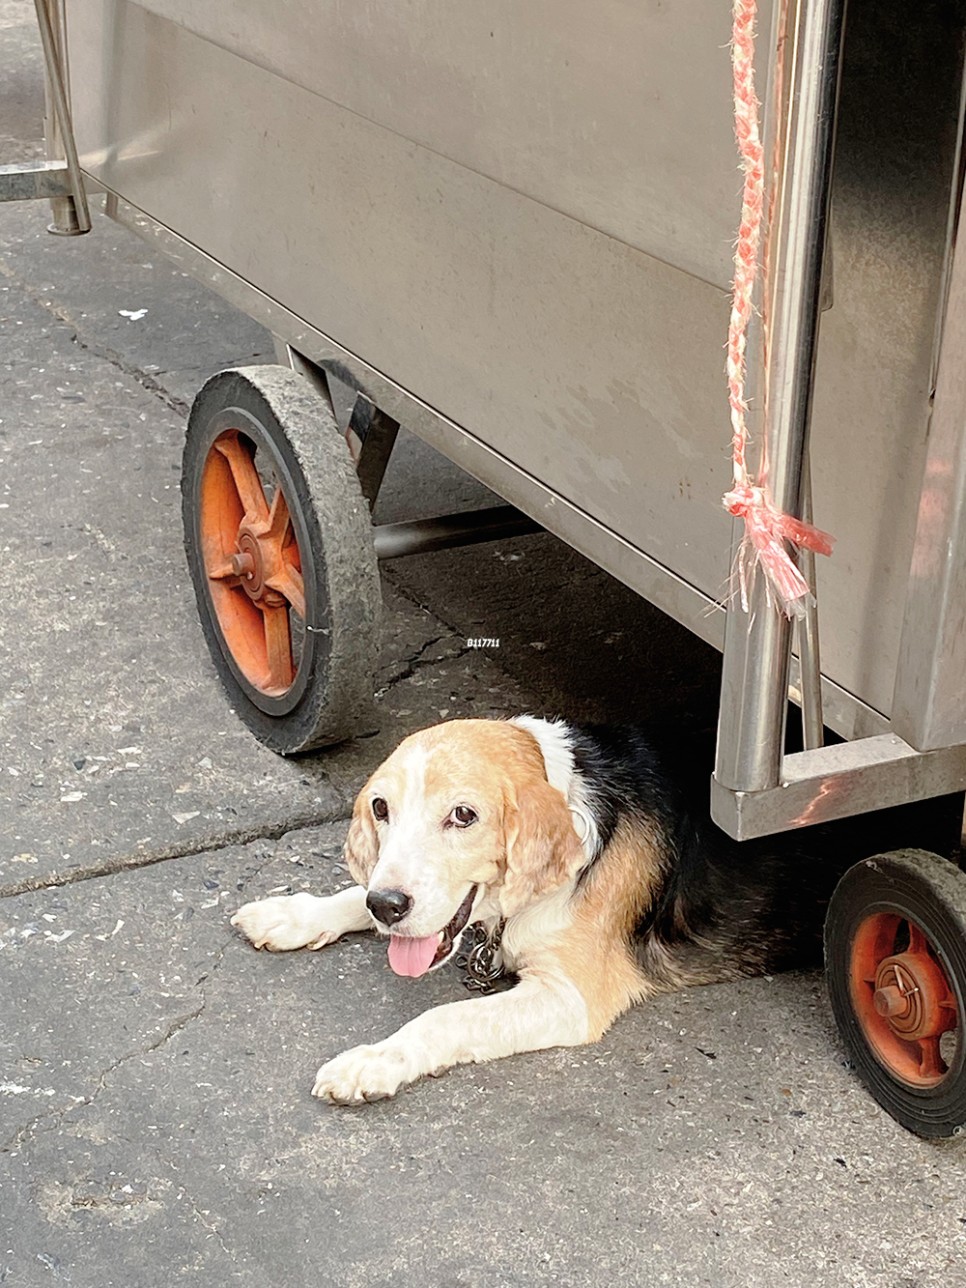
[386,884,479,978]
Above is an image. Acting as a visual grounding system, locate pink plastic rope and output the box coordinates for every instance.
[724,0,834,618]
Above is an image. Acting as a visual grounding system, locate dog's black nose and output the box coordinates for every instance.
[366,888,412,927]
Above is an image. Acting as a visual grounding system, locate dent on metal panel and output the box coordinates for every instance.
[125,0,764,290]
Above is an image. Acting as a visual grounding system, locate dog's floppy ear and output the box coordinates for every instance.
[501,779,584,917]
[344,795,379,886]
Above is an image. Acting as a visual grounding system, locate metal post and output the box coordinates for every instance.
[35,0,91,234]
[797,455,825,750]
[714,0,845,794]
[373,505,540,560]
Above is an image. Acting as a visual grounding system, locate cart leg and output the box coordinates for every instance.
[351,405,400,512]
[35,0,90,235]
[714,0,845,796]
[274,340,400,510]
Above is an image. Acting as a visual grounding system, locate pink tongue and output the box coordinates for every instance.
[388,934,441,978]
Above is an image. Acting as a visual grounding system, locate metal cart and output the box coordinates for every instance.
[6,0,966,1137]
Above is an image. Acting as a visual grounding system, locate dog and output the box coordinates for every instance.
[230,715,866,1104]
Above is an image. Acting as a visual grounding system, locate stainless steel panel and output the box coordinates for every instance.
[804,7,965,718]
[892,179,966,752]
[69,1,738,598]
[104,193,886,744]
[124,0,758,290]
[67,1,964,752]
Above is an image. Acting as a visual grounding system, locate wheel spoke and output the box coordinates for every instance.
[285,533,302,571]
[214,433,270,524]
[261,603,294,691]
[265,564,306,620]
[852,922,893,989]
[267,486,293,542]
[916,1035,947,1081]
[906,920,929,956]
[207,560,241,584]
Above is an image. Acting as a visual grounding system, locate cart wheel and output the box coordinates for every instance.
[824,849,966,1138]
[182,365,380,754]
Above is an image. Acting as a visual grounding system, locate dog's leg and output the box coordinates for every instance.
[312,973,589,1104]
[231,886,371,951]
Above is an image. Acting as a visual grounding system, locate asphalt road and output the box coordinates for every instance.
[2,5,965,1287]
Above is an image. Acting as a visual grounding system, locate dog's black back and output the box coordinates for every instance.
[569,721,962,981]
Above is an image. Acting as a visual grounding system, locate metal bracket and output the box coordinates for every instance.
[274,340,402,511]
[712,734,966,841]
[0,158,76,202]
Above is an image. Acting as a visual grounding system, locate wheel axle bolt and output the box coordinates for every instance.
[873,984,910,1019]
[231,551,255,578]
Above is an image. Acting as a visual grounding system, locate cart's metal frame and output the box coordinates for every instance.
[6,0,966,843]
[0,0,89,233]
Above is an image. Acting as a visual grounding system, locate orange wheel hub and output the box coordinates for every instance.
[850,912,958,1088]
[198,429,305,696]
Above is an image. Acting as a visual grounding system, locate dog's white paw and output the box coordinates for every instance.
[230,893,342,952]
[312,1044,416,1105]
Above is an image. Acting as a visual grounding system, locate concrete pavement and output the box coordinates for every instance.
[2,3,966,1284]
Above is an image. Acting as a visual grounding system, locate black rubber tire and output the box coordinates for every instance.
[182,365,380,754]
[824,849,966,1138]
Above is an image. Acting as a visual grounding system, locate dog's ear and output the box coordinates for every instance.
[344,795,379,886]
[501,779,584,917]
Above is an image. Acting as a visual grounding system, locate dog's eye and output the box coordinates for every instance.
[449,805,477,828]
[371,797,389,822]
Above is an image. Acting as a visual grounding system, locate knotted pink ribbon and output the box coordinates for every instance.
[725,0,834,618]
[723,482,834,615]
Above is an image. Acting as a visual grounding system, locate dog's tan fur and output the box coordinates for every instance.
[231,719,712,1103]
[552,818,666,1037]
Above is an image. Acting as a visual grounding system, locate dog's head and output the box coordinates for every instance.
[344,719,584,976]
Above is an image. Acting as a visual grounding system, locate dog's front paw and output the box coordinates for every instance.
[230,893,341,952]
[312,1044,417,1105]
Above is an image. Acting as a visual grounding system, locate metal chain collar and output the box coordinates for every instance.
[455,920,516,994]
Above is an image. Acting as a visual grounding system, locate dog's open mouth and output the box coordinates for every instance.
[387,885,478,978]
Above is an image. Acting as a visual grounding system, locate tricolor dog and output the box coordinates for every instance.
[231,716,833,1104]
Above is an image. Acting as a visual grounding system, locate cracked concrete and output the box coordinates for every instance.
[0,826,324,1160]
[0,257,192,419]
[374,635,473,699]
[3,2,966,1283]
[5,826,966,1287]
[0,263,532,890]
